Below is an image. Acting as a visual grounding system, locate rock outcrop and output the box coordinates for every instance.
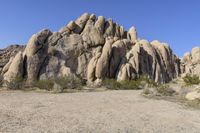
[0,45,24,74]
[181,47,200,77]
[3,52,24,82]
[0,13,198,85]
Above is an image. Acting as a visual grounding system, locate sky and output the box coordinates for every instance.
[0,0,200,57]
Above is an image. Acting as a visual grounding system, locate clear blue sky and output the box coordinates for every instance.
[0,0,200,57]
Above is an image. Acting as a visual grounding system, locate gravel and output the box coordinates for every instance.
[0,90,200,133]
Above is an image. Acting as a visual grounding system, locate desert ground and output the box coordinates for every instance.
[0,89,200,133]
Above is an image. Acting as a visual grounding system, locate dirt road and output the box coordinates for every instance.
[0,90,200,133]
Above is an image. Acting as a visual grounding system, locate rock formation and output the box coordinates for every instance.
[0,45,24,75]
[181,47,200,76]
[0,13,199,86]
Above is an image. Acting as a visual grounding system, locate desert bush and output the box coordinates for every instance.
[7,77,25,90]
[102,78,121,90]
[156,84,175,96]
[34,79,54,91]
[102,75,159,90]
[143,88,151,95]
[33,76,83,91]
[142,84,175,96]
[54,76,83,90]
[102,78,142,90]
[138,75,158,88]
[0,75,3,87]
[5,76,84,91]
[186,99,200,109]
[119,80,141,90]
[183,74,200,85]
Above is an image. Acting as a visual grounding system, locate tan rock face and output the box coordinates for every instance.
[81,15,105,47]
[117,63,136,81]
[95,16,105,34]
[24,29,52,57]
[128,26,137,43]
[2,13,193,85]
[23,29,52,83]
[186,89,200,101]
[4,52,24,82]
[192,47,200,63]
[1,57,14,74]
[151,40,180,81]
[109,40,127,78]
[181,46,200,77]
[104,19,114,38]
[95,38,113,79]
[0,45,24,73]
[182,52,192,63]
[74,13,90,34]
[87,53,101,83]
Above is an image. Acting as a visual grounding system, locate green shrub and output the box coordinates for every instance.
[102,75,159,90]
[138,75,158,88]
[7,77,25,90]
[34,79,54,91]
[119,80,141,90]
[142,84,175,96]
[33,76,83,91]
[0,75,3,87]
[4,76,84,91]
[156,84,175,96]
[54,76,83,90]
[183,74,200,85]
[102,78,121,90]
[102,78,142,90]
[186,99,200,109]
[143,88,151,95]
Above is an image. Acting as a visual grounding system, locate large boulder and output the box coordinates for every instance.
[185,88,200,101]
[81,15,105,47]
[117,63,136,81]
[182,52,192,63]
[109,40,127,78]
[3,52,24,82]
[95,38,114,79]
[95,16,105,34]
[191,47,200,64]
[87,53,101,83]
[127,26,137,43]
[24,29,52,57]
[181,47,200,77]
[152,40,180,81]
[74,13,90,34]
[104,19,115,38]
[48,32,62,46]
[1,56,14,74]
[24,29,52,82]
[0,45,24,73]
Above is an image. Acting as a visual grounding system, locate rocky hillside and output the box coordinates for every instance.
[0,13,199,85]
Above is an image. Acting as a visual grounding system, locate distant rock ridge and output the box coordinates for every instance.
[0,13,199,85]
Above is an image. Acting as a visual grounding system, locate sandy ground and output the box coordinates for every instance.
[0,90,200,133]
